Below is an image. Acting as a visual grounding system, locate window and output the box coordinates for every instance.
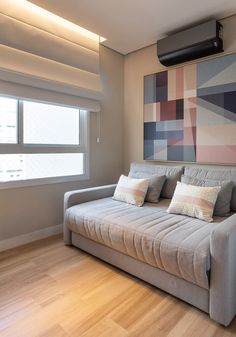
[0,96,88,188]
[0,97,18,144]
[23,101,80,145]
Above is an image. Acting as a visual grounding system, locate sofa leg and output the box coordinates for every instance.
[63,224,72,245]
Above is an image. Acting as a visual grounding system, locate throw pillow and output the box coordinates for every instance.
[113,175,149,207]
[128,172,166,203]
[181,175,233,216]
[167,181,221,222]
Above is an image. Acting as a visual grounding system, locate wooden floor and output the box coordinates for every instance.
[0,236,236,337]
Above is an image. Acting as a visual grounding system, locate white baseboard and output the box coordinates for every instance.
[0,224,63,252]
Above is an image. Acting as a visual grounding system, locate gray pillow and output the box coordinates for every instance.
[129,163,184,199]
[128,172,166,203]
[184,166,236,212]
[181,175,233,216]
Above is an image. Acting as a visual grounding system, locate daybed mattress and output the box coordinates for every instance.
[65,197,227,289]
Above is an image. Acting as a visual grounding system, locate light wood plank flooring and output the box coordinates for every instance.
[0,235,236,337]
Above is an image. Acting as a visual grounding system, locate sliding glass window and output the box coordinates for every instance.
[0,97,89,188]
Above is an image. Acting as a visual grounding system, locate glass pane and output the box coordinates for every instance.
[23,101,80,145]
[0,153,84,182]
[0,97,18,144]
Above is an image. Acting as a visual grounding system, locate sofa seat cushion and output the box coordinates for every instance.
[65,198,227,289]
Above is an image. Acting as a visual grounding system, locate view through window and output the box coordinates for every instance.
[0,97,18,144]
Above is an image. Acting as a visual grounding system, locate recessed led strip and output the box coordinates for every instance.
[3,0,106,43]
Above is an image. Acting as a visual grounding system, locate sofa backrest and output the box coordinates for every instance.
[184,166,236,212]
[128,162,184,199]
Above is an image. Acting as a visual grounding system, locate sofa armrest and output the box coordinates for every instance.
[63,184,117,245]
[210,213,236,326]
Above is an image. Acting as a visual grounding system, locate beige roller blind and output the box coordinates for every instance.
[0,0,104,110]
[0,80,101,112]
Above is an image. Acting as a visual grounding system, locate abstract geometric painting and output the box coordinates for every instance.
[144,53,236,164]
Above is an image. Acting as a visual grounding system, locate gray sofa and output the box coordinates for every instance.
[63,163,236,326]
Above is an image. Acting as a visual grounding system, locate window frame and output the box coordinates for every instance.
[0,96,89,189]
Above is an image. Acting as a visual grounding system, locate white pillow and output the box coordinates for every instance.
[113,174,149,207]
[167,182,221,222]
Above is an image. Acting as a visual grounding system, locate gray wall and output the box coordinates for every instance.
[123,14,236,173]
[0,45,124,240]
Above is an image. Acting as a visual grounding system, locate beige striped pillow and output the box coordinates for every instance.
[167,182,221,222]
[113,175,149,207]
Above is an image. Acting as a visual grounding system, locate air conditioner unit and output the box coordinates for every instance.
[157,20,223,66]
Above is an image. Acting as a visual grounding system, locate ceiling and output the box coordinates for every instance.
[29,0,236,55]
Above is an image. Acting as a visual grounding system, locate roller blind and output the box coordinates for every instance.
[0,0,103,110]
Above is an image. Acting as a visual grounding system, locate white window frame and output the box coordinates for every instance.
[0,96,90,189]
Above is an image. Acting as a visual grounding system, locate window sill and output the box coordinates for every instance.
[0,173,89,190]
